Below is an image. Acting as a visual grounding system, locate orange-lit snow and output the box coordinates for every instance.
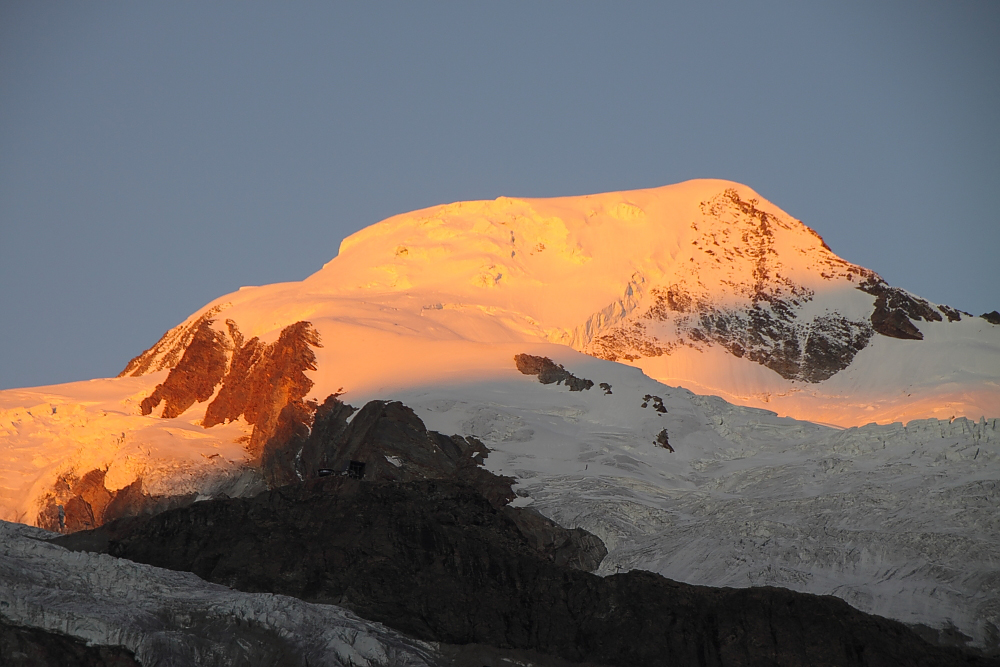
[140,178,998,424]
[1,178,997,526]
[0,374,251,524]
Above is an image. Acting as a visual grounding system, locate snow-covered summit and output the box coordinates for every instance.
[123,178,999,427]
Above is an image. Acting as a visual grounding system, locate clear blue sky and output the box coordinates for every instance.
[2,2,998,390]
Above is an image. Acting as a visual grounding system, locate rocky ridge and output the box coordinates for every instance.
[584,189,968,382]
[0,616,140,667]
[60,477,998,667]
[140,318,322,460]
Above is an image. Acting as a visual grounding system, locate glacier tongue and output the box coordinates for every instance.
[395,357,1000,654]
[0,521,439,667]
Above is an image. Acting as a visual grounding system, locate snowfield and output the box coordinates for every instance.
[390,351,1000,653]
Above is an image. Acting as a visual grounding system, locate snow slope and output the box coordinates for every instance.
[386,350,1000,653]
[0,374,257,526]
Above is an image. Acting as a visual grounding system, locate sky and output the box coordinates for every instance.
[1,1,998,390]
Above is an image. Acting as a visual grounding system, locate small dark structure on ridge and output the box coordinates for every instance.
[317,462,365,479]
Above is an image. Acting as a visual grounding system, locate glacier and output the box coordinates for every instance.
[0,520,440,666]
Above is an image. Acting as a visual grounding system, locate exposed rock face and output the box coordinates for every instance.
[655,428,673,452]
[202,320,322,459]
[514,354,595,391]
[642,394,667,413]
[585,189,881,382]
[697,308,874,381]
[501,505,607,573]
[35,469,111,533]
[139,318,228,418]
[120,304,229,378]
[1,617,141,667]
[134,317,322,461]
[261,393,609,570]
[262,393,355,487]
[591,288,876,382]
[35,468,200,534]
[983,311,1000,325]
[64,478,998,667]
[263,395,519,510]
[859,277,942,340]
[575,189,979,384]
[938,304,965,322]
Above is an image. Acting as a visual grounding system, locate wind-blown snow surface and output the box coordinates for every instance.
[1,179,998,652]
[0,520,439,666]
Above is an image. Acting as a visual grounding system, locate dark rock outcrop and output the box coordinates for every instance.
[501,505,607,572]
[61,478,998,667]
[514,355,594,391]
[859,277,943,340]
[1,616,140,667]
[260,394,612,568]
[593,287,875,384]
[263,395,518,509]
[694,308,874,382]
[589,319,672,362]
[655,428,673,452]
[642,394,667,413]
[983,311,1000,325]
[938,304,964,322]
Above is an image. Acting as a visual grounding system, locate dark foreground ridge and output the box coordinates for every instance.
[0,617,140,667]
[60,476,997,667]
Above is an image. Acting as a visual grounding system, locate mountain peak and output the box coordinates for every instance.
[110,180,998,428]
